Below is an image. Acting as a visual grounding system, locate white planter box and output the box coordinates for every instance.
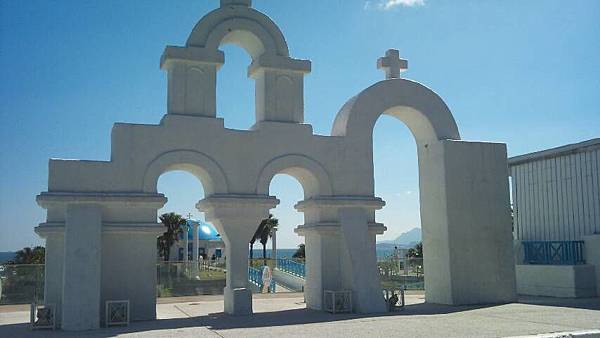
[30,303,56,330]
[323,290,352,313]
[105,300,130,327]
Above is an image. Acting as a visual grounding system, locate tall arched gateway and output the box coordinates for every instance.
[36,0,516,330]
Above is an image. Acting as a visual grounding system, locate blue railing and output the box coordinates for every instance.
[248,266,276,291]
[276,258,305,277]
[522,241,585,265]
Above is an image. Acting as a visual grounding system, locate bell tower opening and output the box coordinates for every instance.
[217,44,255,130]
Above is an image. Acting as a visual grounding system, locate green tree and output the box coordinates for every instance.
[14,246,45,264]
[293,244,305,259]
[258,214,278,265]
[249,223,263,260]
[157,212,186,261]
[407,242,423,259]
[406,242,423,276]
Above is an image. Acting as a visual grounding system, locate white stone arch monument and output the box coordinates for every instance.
[36,0,516,331]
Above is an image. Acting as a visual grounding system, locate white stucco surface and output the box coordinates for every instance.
[584,235,600,296]
[35,0,517,330]
[516,264,597,298]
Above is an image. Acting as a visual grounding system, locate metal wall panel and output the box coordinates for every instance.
[510,148,600,241]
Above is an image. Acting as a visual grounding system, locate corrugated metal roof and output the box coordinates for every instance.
[508,138,600,166]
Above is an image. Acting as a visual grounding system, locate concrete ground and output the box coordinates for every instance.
[1,292,599,338]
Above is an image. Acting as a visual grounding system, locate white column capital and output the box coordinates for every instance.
[295,222,386,236]
[196,194,279,226]
[160,46,224,70]
[294,196,385,212]
[36,192,167,210]
[248,54,311,78]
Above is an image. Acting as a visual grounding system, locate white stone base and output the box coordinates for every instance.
[516,264,597,298]
[224,287,252,316]
[583,234,600,296]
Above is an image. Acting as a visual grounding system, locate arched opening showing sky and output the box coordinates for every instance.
[157,171,205,221]
[268,174,305,250]
[217,45,255,130]
[156,171,304,250]
[373,115,420,242]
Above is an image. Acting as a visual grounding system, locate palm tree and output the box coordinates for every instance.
[157,212,186,261]
[407,242,423,259]
[292,244,305,259]
[249,222,264,260]
[257,214,278,265]
[406,242,423,276]
[14,246,45,264]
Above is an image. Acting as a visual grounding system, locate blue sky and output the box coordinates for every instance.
[1,0,599,251]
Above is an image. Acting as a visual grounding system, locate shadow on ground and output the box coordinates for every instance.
[0,302,496,338]
[1,297,598,337]
[517,295,600,311]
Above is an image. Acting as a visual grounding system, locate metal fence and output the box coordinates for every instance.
[1,256,423,305]
[156,260,226,297]
[277,258,305,277]
[378,257,424,290]
[248,266,276,291]
[0,264,45,305]
[522,241,586,265]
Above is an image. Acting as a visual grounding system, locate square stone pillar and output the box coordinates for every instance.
[161,46,224,117]
[295,197,386,312]
[100,224,165,323]
[34,226,64,325]
[197,195,279,315]
[36,192,168,328]
[62,204,103,330]
[296,226,342,310]
[418,139,517,305]
[339,208,387,313]
[249,54,311,125]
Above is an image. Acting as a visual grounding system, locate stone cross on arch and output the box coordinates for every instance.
[377,49,408,79]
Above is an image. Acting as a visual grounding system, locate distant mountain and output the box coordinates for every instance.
[0,252,16,263]
[377,227,421,247]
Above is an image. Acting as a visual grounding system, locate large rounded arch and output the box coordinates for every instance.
[142,150,229,195]
[331,79,461,145]
[256,154,333,198]
[186,6,289,59]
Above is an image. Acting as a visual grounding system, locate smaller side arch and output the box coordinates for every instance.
[256,154,333,199]
[331,79,461,145]
[142,150,229,195]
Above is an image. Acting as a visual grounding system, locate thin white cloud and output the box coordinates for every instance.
[365,0,425,10]
[393,190,413,197]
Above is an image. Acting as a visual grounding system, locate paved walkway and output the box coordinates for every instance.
[1,293,599,337]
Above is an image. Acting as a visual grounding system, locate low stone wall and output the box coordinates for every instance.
[273,269,305,292]
[516,264,597,298]
[584,234,600,296]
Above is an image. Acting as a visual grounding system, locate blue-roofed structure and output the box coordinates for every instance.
[169,219,225,261]
[179,219,221,241]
